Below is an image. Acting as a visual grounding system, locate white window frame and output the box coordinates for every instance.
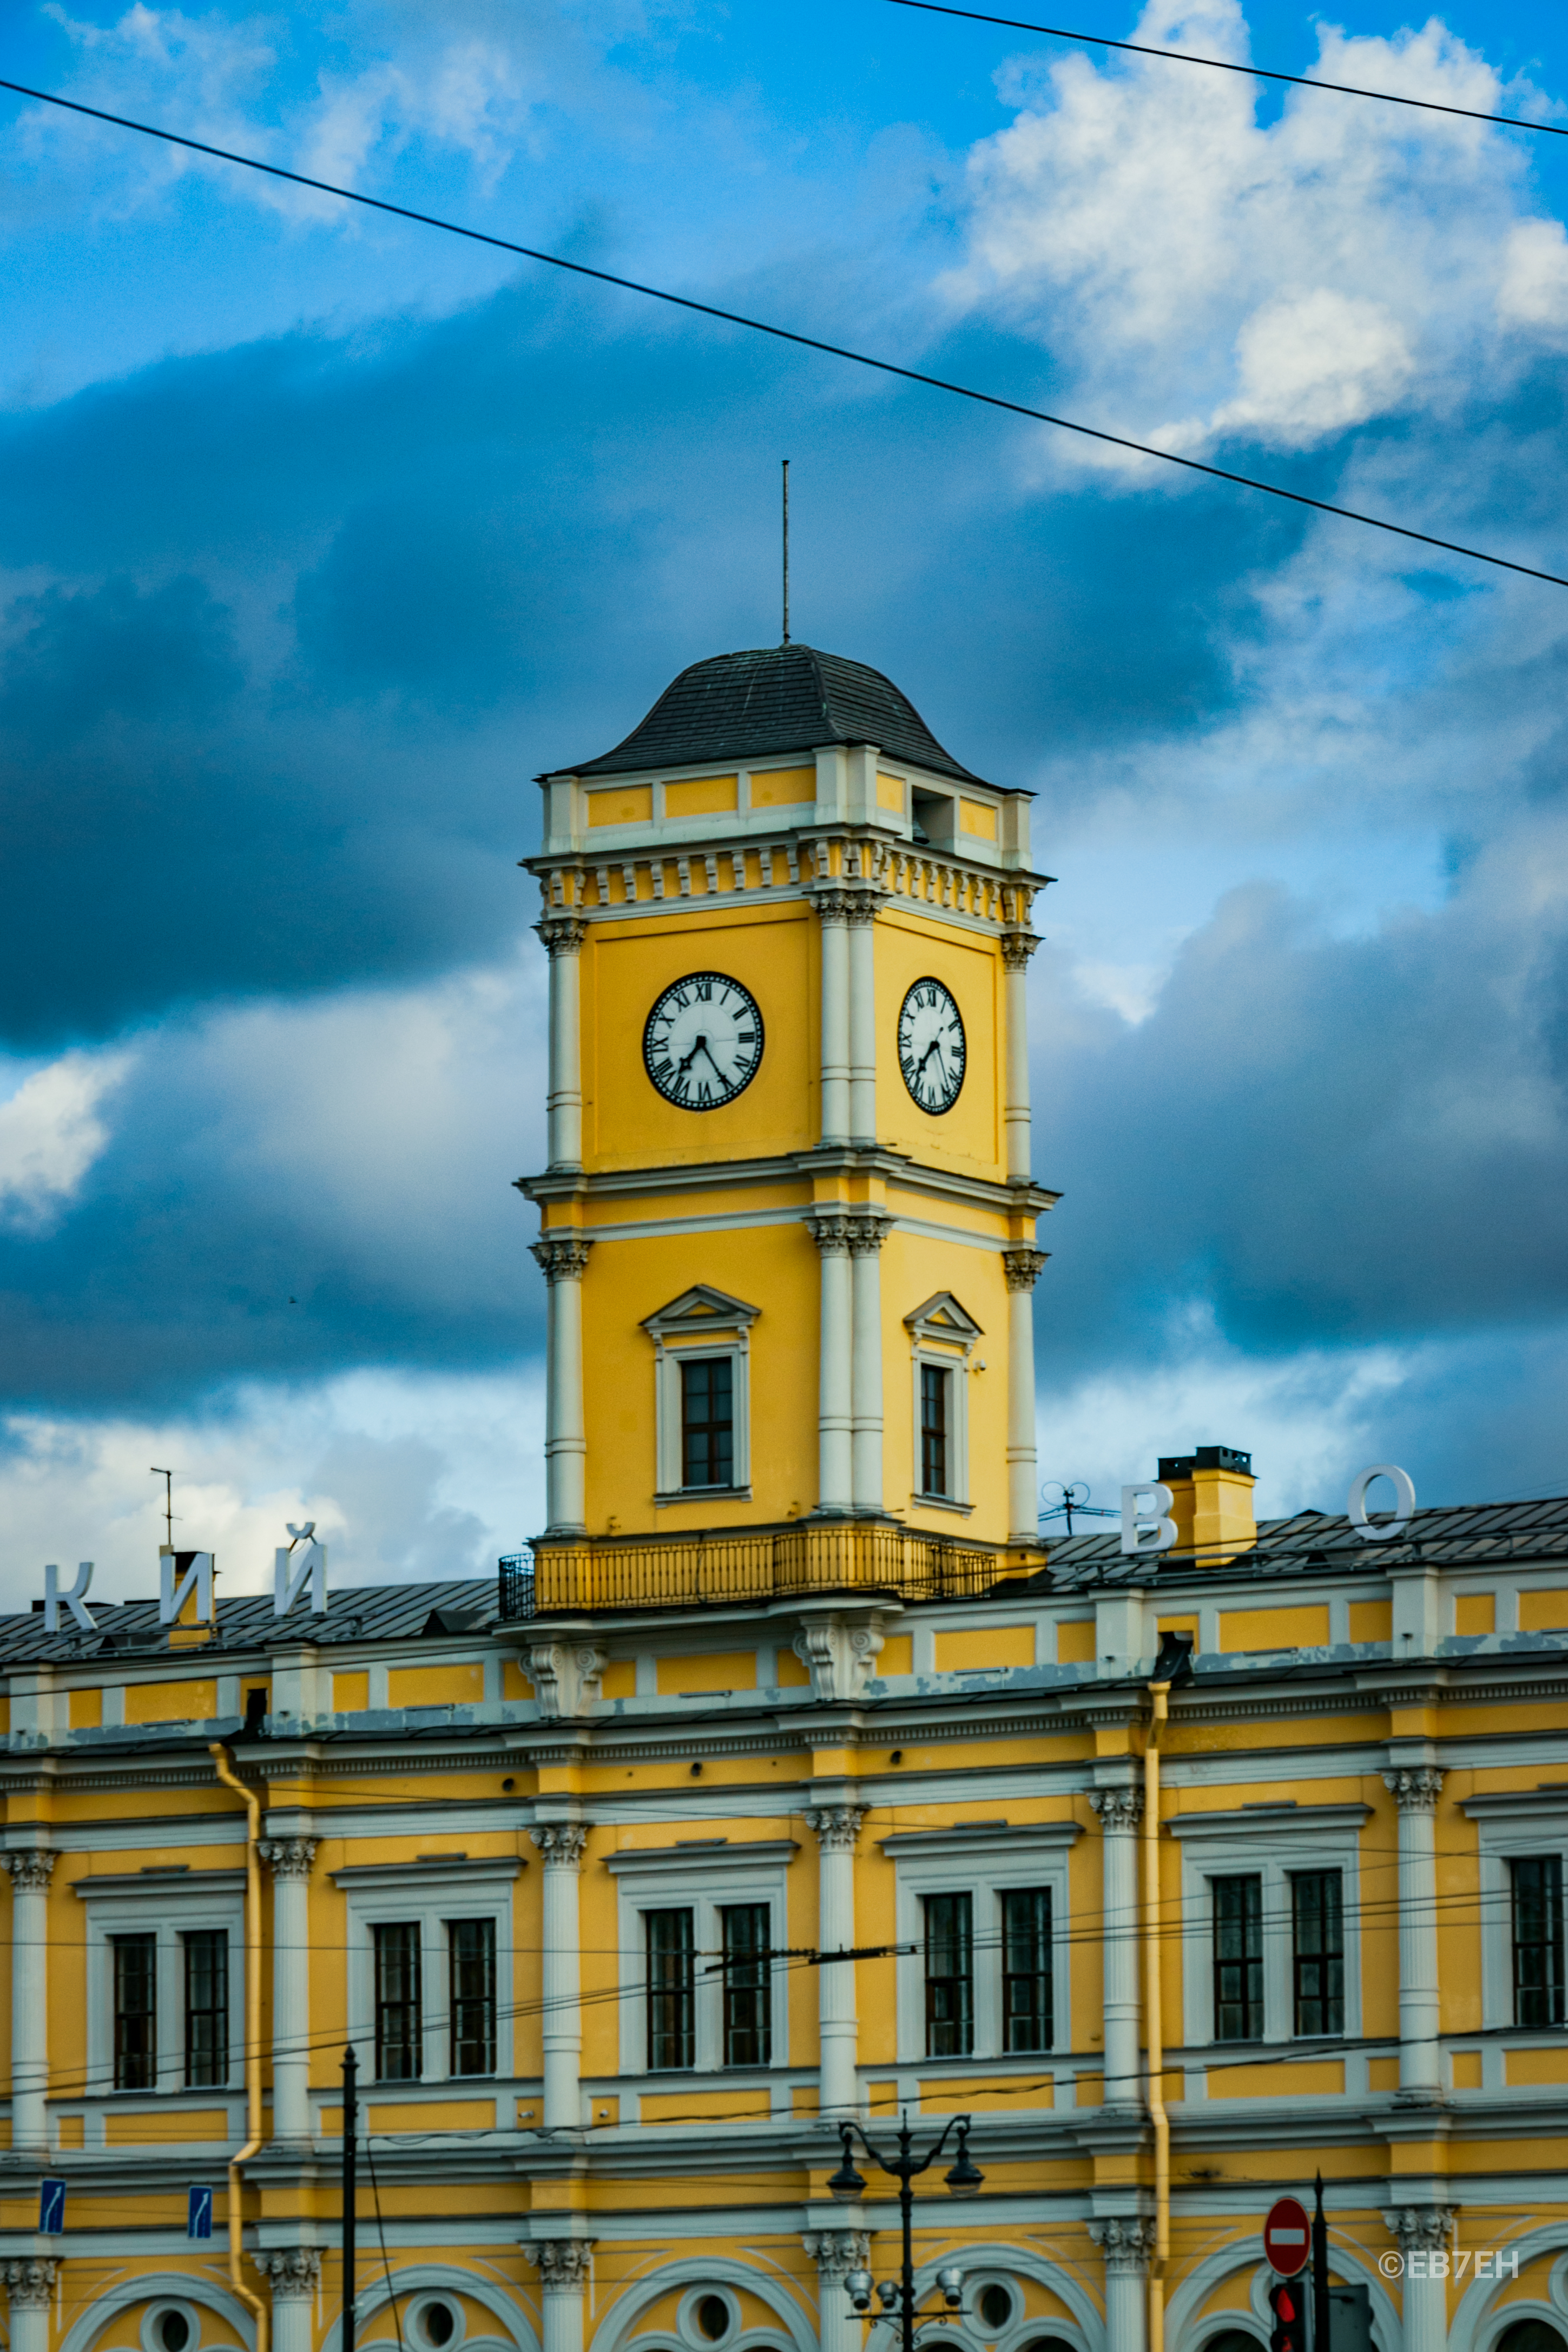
[608,1840,795,2074]
[333,1859,519,2084]
[885,1823,1078,2063]
[75,1870,246,2095]
[904,1294,982,1512]
[1462,1791,1568,2031]
[642,1285,759,1500]
[1168,1803,1370,2048]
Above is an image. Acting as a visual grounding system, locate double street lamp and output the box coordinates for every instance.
[827,2116,985,2352]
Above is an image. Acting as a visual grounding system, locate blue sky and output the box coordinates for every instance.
[4,0,1568,1595]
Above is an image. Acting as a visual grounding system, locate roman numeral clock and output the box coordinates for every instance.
[517,641,1056,1607]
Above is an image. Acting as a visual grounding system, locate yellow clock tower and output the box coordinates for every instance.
[518,641,1055,1611]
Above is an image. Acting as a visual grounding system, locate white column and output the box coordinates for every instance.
[537,917,587,1171]
[806,1803,866,2120]
[1385,1764,1445,2097]
[530,1824,588,2130]
[1000,930,1038,1183]
[812,1218,854,1514]
[4,2259,58,2352]
[529,2242,595,2352]
[848,1216,892,1515]
[1089,1788,1142,2110]
[805,2231,870,2352]
[254,2250,322,2352]
[1089,2220,1153,2352]
[847,898,878,1144]
[1385,2208,1455,2352]
[532,1237,591,1534]
[1003,1246,1046,1544]
[5,1852,55,2157]
[259,1838,318,2147]
[816,887,852,1145]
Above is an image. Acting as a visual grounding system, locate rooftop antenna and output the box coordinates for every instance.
[150,1466,180,1547]
[781,457,790,645]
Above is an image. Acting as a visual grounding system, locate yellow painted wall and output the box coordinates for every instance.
[752,766,815,808]
[877,1635,913,1676]
[124,1679,218,1724]
[1349,1600,1392,1642]
[959,798,998,840]
[333,1670,370,1712]
[1218,1606,1330,1653]
[875,910,1003,1178]
[656,1651,757,1695]
[934,1625,1033,1670]
[1454,1591,1495,1635]
[387,1662,485,1707]
[69,1686,102,1728]
[1058,1620,1096,1664]
[1519,1590,1568,1629]
[588,783,653,827]
[666,774,738,819]
[1208,2060,1344,2099]
[876,772,905,812]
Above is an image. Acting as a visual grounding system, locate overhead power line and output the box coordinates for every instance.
[881,0,1568,140]
[1,74,1564,588]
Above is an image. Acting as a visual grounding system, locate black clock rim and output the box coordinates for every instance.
[897,975,966,1116]
[642,971,766,1111]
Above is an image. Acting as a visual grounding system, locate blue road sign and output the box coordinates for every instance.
[187,2186,214,2242]
[39,2179,65,2236]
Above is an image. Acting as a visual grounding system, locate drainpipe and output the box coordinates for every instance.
[1143,1683,1169,2352]
[211,1742,269,2352]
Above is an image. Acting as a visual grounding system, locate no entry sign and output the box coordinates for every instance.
[1264,2198,1312,2276]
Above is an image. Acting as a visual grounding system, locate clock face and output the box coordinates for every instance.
[643,972,765,1110]
[898,977,966,1114]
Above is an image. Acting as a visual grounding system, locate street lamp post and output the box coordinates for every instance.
[828,2115,984,2352]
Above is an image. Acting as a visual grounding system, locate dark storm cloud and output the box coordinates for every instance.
[1032,834,1568,1372]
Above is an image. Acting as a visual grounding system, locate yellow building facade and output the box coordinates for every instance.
[2,645,1566,2352]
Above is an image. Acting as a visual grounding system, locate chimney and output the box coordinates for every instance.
[1157,1446,1256,1564]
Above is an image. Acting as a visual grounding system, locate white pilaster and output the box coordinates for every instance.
[805,2230,871,2352]
[1089,1788,1143,2109]
[532,1236,591,1534]
[806,1802,866,2119]
[259,1839,319,2147]
[815,885,852,1145]
[811,1216,854,1514]
[848,1215,892,1514]
[1003,1246,1046,1543]
[5,1852,55,2157]
[1089,2219,1153,2352]
[1385,1763,1445,2097]
[529,2242,595,2352]
[538,916,587,1171]
[530,1824,588,2129]
[254,2249,322,2352]
[4,2258,59,2352]
[1385,2208,1455,2352]
[846,897,879,1144]
[1000,930,1038,1182]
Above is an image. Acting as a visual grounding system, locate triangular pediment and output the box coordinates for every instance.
[904,1290,983,1343]
[642,1283,761,1339]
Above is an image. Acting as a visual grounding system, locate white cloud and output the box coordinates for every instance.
[0,1050,131,1233]
[945,0,1563,462]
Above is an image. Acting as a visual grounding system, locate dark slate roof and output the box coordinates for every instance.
[544,644,993,788]
[0,1576,499,1669]
[1038,1494,1568,1591]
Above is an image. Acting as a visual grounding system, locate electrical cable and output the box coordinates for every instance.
[878,0,1568,140]
[0,73,1563,589]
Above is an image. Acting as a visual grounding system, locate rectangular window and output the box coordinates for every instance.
[183,1929,229,2088]
[449,1919,496,2077]
[681,1356,734,1490]
[1512,1855,1565,2028]
[920,1364,949,1497]
[1291,1872,1344,2037]
[1213,1874,1263,2041]
[113,1933,157,2091]
[647,1907,696,2071]
[924,1891,973,2057]
[721,1903,772,2068]
[1001,1887,1053,2052]
[373,1922,423,2081]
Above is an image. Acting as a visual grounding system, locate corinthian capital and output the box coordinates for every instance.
[805,1803,868,1853]
[531,1234,592,1284]
[999,931,1040,972]
[807,1212,855,1257]
[528,2241,595,2291]
[536,916,588,957]
[1088,2218,1156,2275]
[4,2261,59,2310]
[254,2250,323,2302]
[1003,1246,1047,1292]
[529,1822,589,1868]
[846,1213,895,1256]
[1383,1766,1445,1812]
[4,1851,56,1895]
[259,1837,318,1882]
[803,2230,871,2281]
[1089,1788,1144,1833]
[1384,2208,1457,2255]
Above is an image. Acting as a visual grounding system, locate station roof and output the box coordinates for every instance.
[1039,1493,1568,1587]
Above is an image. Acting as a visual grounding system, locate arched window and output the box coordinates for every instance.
[1497,2322,1568,2352]
[1203,2330,1263,2352]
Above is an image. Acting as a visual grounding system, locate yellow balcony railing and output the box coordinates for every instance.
[518,1521,1033,1617]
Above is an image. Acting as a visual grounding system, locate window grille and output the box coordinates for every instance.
[681,1358,734,1490]
[920,1365,950,1497]
[374,1921,423,2081]
[1213,1874,1263,2041]
[1001,1887,1053,2052]
[1291,1872,1344,2037]
[113,1932,157,2091]
[721,1903,772,2068]
[924,1890,973,2057]
[647,1907,696,2070]
[1512,1855,1565,2028]
[183,1929,229,2087]
[449,1918,497,2077]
